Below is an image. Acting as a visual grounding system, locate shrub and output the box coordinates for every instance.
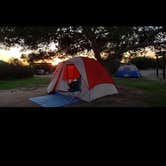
[0,63,12,79]
[129,57,160,69]
[0,63,34,80]
[103,58,121,74]
[11,65,34,79]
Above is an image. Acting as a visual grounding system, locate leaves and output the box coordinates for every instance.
[0,26,166,62]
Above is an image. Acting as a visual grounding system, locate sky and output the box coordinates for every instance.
[0,46,31,62]
[0,43,156,64]
[0,42,57,62]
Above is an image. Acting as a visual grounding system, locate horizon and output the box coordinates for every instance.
[0,45,157,64]
[0,42,57,62]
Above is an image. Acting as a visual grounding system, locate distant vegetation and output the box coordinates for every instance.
[130,57,162,69]
[1,26,166,75]
[0,60,33,80]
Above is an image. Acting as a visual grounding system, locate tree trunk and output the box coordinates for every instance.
[83,27,120,74]
[82,27,103,64]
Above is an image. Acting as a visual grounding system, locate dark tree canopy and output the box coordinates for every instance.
[21,50,56,64]
[1,26,166,73]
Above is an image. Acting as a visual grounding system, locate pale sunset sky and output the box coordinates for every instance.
[0,43,156,64]
[0,42,57,62]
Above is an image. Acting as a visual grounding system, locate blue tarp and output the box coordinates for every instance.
[29,93,80,107]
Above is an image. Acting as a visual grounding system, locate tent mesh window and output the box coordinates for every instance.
[124,67,130,71]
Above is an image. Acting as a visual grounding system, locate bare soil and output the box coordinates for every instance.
[0,85,150,107]
[0,87,46,107]
[68,85,150,107]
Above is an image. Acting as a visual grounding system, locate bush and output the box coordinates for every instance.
[0,63,12,79]
[0,63,34,80]
[103,58,121,74]
[130,57,162,69]
[11,65,34,79]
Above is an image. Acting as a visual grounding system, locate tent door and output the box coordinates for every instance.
[63,64,81,92]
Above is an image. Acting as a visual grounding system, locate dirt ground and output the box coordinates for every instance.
[0,85,150,107]
[0,87,47,107]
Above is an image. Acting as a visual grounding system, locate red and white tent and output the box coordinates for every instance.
[47,57,118,102]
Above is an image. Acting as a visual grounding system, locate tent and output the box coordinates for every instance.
[47,57,118,102]
[115,64,142,78]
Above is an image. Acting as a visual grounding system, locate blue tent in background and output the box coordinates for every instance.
[115,64,142,78]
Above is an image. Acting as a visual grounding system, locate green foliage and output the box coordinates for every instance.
[103,58,120,74]
[1,26,166,73]
[31,63,53,74]
[0,62,33,80]
[21,50,55,64]
[11,65,34,79]
[0,62,13,79]
[130,57,160,69]
[1,26,161,59]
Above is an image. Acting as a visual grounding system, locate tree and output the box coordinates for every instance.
[21,50,56,64]
[8,57,24,66]
[1,26,166,74]
[156,51,166,79]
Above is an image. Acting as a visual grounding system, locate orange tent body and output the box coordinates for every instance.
[63,64,80,82]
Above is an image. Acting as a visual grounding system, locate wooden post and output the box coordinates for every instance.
[163,54,166,79]
[156,54,159,77]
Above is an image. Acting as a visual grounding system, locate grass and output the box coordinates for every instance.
[113,77,166,94]
[0,75,166,107]
[113,77,166,107]
[0,76,50,90]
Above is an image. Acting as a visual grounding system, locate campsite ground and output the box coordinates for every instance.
[0,84,150,107]
[0,69,166,108]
